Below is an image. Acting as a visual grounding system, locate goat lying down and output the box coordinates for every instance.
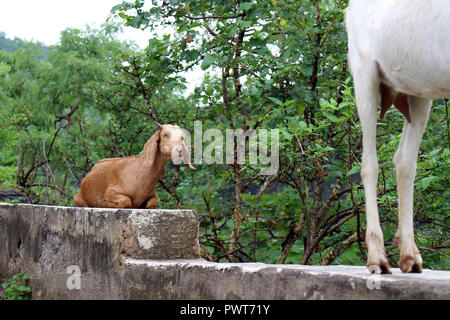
[74,123,195,209]
[346,0,450,274]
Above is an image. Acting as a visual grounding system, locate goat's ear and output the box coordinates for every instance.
[182,141,196,170]
[154,130,161,142]
[142,130,161,166]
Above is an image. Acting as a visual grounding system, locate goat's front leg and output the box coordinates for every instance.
[354,68,391,274]
[393,96,431,273]
[145,194,158,209]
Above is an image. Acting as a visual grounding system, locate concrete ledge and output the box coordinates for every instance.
[1,203,449,300]
[122,259,450,300]
[0,203,200,299]
[0,202,200,261]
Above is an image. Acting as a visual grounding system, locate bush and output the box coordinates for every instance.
[1,273,31,300]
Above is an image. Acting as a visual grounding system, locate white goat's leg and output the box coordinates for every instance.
[393,96,432,273]
[354,70,391,274]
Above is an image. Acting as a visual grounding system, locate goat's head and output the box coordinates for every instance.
[154,122,196,169]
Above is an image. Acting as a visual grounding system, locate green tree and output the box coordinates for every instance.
[111,0,448,268]
[0,1,447,270]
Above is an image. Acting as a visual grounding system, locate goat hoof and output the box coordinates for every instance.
[398,240,422,273]
[367,262,391,275]
[399,254,422,273]
[366,250,391,274]
[366,237,391,274]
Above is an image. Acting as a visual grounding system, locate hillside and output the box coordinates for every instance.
[0,31,47,56]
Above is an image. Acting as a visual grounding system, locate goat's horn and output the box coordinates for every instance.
[153,121,163,129]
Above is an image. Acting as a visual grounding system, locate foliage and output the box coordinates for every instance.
[0,32,24,53]
[0,31,47,58]
[0,1,448,270]
[1,273,31,300]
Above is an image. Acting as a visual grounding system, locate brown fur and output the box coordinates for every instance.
[73,124,195,209]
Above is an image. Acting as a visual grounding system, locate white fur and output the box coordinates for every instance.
[345,0,450,273]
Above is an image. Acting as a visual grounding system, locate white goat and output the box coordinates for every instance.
[345,0,450,274]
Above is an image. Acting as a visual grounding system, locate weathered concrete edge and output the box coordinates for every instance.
[0,202,200,260]
[0,202,201,299]
[1,203,449,300]
[122,259,450,300]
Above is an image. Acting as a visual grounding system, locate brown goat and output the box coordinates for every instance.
[73,123,195,208]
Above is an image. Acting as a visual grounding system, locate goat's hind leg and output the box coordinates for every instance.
[393,96,431,273]
[353,65,391,274]
[98,189,132,208]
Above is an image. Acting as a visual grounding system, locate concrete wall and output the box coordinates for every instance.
[1,203,449,300]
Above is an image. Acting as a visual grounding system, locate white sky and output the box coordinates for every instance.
[0,0,151,48]
[0,0,207,94]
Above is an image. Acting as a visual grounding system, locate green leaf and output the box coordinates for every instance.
[282,130,293,141]
[347,165,361,176]
[247,7,259,19]
[239,2,253,11]
[323,112,339,122]
[282,99,296,106]
[238,19,253,29]
[419,175,439,190]
[319,98,329,108]
[298,121,307,131]
[268,97,283,106]
[201,53,216,70]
